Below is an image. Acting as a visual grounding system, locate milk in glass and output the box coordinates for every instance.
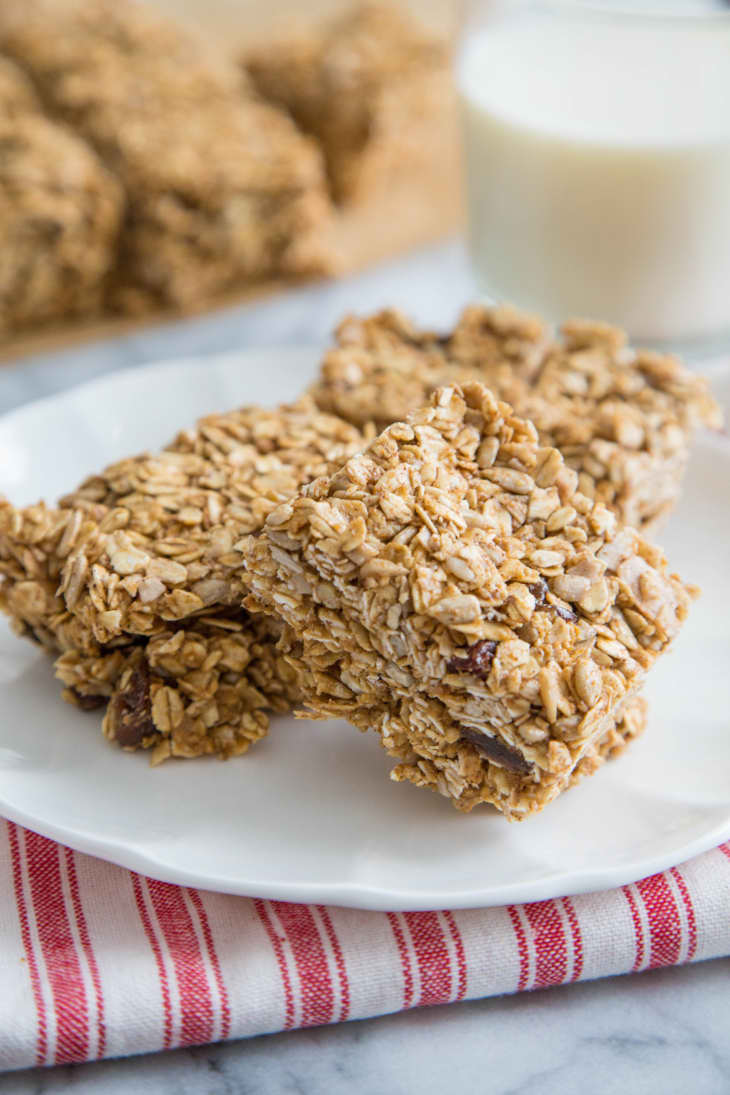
[458,10,730,342]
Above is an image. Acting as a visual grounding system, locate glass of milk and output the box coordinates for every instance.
[457,1,730,352]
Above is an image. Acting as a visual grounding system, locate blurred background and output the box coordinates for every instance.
[150,0,455,40]
[0,0,464,361]
[1,0,728,365]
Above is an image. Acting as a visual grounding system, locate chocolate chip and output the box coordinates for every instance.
[530,579,577,621]
[552,601,578,622]
[69,689,105,712]
[529,579,547,606]
[459,726,531,774]
[447,640,497,679]
[107,657,157,747]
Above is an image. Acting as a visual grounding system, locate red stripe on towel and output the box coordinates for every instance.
[187,889,231,1041]
[635,873,682,970]
[403,912,452,1006]
[146,879,216,1047]
[270,902,335,1028]
[560,897,584,983]
[442,911,468,1002]
[316,906,351,1022]
[64,847,106,1059]
[387,913,415,1008]
[507,906,530,991]
[24,830,89,1064]
[523,900,568,989]
[8,824,48,1066]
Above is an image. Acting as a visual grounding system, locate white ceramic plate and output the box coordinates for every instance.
[0,350,729,911]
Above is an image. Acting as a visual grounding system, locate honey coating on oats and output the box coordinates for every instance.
[309,305,720,532]
[58,399,366,646]
[0,401,365,762]
[244,383,692,820]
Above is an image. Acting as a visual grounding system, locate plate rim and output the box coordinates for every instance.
[1,792,730,911]
[0,345,323,427]
[1,347,729,911]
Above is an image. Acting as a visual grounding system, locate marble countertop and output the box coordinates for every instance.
[4,959,730,1094]
[1,240,728,1094]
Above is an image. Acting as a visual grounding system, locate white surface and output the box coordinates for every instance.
[458,14,730,341]
[0,348,728,911]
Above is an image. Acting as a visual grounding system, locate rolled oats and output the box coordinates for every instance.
[0,54,39,115]
[245,383,691,820]
[56,613,296,761]
[58,399,366,645]
[309,305,720,532]
[0,500,102,653]
[0,398,365,761]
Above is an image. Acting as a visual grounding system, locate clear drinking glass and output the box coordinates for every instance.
[456,1,730,356]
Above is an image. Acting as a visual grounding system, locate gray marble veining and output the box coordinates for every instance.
[3,960,729,1094]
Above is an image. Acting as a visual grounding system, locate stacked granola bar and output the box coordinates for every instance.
[245,2,450,205]
[244,383,690,819]
[0,57,122,333]
[0,0,335,314]
[309,306,720,531]
[0,0,456,337]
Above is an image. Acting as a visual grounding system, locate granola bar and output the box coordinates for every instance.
[0,510,298,761]
[244,383,691,820]
[570,693,646,788]
[0,500,102,654]
[0,0,336,312]
[0,399,365,760]
[58,399,367,645]
[55,611,298,763]
[0,62,122,334]
[245,2,450,204]
[309,305,720,531]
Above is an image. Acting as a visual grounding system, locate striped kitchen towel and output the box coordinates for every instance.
[1,820,729,1072]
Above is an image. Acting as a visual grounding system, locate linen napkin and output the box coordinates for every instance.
[1,819,728,1072]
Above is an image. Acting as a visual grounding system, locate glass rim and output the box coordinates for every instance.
[480,1,730,26]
